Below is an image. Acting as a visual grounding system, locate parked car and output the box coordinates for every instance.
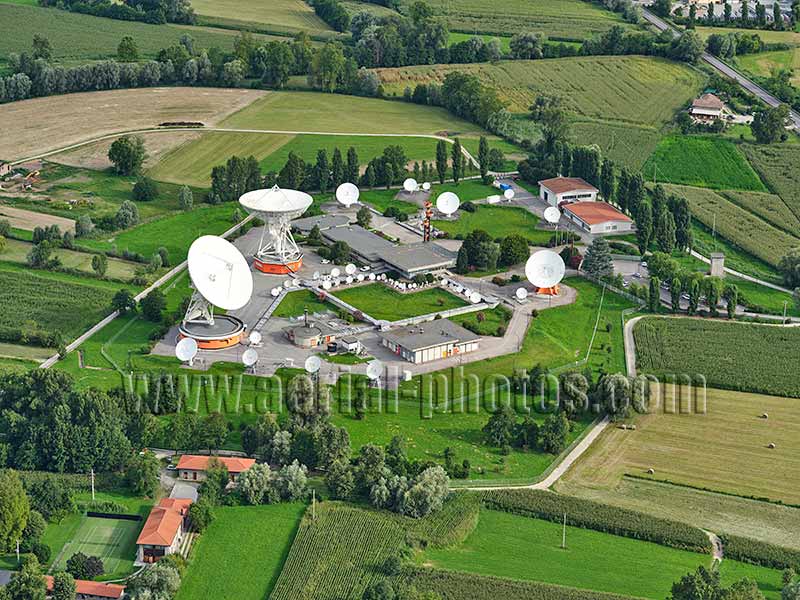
[321,259,330,264]
[360,265,371,272]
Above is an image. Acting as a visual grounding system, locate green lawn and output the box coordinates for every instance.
[359,189,420,216]
[2,238,139,281]
[456,305,512,336]
[176,503,306,600]
[643,136,767,191]
[0,356,38,375]
[421,509,783,599]
[332,284,468,321]
[273,289,336,318]
[434,204,550,245]
[52,516,142,580]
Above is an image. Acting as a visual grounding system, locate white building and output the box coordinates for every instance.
[380,319,480,364]
[562,201,634,235]
[538,177,599,206]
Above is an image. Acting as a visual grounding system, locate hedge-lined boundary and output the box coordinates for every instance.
[482,489,711,554]
[720,534,800,570]
[403,567,641,600]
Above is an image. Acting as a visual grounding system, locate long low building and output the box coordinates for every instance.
[380,319,480,364]
[177,455,256,482]
[539,176,599,206]
[562,201,633,235]
[45,576,125,600]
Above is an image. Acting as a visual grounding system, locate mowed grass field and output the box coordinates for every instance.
[376,56,704,126]
[558,384,800,506]
[1,239,139,280]
[643,136,767,191]
[399,0,627,40]
[222,91,486,135]
[421,509,784,599]
[0,87,264,161]
[433,205,550,245]
[571,121,663,171]
[52,516,141,580]
[738,48,800,85]
[190,0,328,32]
[176,503,306,600]
[332,284,468,321]
[272,290,336,318]
[662,184,800,268]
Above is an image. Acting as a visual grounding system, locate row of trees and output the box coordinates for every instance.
[38,0,195,25]
[659,0,800,31]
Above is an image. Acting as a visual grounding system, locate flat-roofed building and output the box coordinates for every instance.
[380,319,480,364]
[562,201,633,235]
[539,177,599,206]
[378,242,456,278]
[292,214,350,234]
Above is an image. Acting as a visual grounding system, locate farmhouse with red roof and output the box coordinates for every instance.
[177,454,256,482]
[45,575,125,599]
[135,497,193,564]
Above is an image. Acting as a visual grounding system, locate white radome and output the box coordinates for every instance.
[175,337,198,362]
[436,192,460,216]
[525,250,566,289]
[187,235,253,311]
[335,182,360,207]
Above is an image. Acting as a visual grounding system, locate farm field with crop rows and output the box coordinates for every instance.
[741,143,800,220]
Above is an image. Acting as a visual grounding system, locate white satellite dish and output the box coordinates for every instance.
[336,182,360,207]
[331,267,341,278]
[403,178,418,193]
[271,287,281,297]
[283,279,293,289]
[357,274,365,282]
[544,206,561,224]
[515,287,529,301]
[487,195,501,205]
[345,263,357,276]
[525,250,566,289]
[345,276,354,284]
[304,355,322,374]
[366,360,383,381]
[249,331,262,345]
[242,348,259,367]
[469,292,481,304]
[312,271,320,280]
[368,273,376,281]
[322,280,332,291]
[175,338,198,363]
[504,188,515,201]
[422,182,431,191]
[436,192,460,216]
[187,236,253,312]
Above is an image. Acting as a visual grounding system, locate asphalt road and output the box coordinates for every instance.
[641,8,800,129]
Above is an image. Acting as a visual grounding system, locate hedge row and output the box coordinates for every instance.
[720,534,800,570]
[404,567,640,600]
[482,490,711,554]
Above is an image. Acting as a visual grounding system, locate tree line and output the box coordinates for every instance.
[38,0,196,24]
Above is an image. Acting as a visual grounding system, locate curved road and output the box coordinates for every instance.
[641,8,800,129]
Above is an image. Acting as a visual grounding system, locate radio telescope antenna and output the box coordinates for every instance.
[175,338,198,366]
[330,267,341,278]
[403,178,418,193]
[436,192,460,216]
[525,250,565,297]
[336,182,360,207]
[239,186,312,274]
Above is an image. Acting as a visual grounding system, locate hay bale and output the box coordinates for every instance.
[646,468,655,475]
[628,424,637,431]
[768,442,776,449]
[618,424,628,430]
[761,413,769,419]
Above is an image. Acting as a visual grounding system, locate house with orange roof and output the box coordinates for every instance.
[538,177,599,206]
[176,455,256,483]
[561,202,633,235]
[45,575,125,599]
[135,497,192,564]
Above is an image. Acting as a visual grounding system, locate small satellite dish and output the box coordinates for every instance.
[304,355,322,374]
[345,263,357,276]
[345,276,354,284]
[487,195,501,205]
[368,273,376,281]
[515,287,529,301]
[436,192,460,216]
[336,182,360,207]
[283,279,293,289]
[312,271,320,280]
[525,250,566,289]
[504,188,515,201]
[469,292,481,304]
[187,236,253,311]
[366,360,383,381]
[422,182,431,191]
[544,206,561,224]
[331,267,341,278]
[271,287,281,297]
[249,331,262,345]
[463,288,472,298]
[175,338,198,362]
[322,280,332,291]
[403,178,418,193]
[357,274,365,282]
[242,348,259,367]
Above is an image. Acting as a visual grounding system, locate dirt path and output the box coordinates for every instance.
[705,530,724,562]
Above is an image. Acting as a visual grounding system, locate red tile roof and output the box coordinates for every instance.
[538,177,598,195]
[176,455,256,474]
[563,201,632,225]
[692,93,724,110]
[158,497,193,516]
[45,576,125,599]
[136,505,185,547]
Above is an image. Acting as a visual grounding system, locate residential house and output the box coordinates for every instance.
[689,93,725,122]
[45,576,125,600]
[135,498,192,564]
[176,455,256,482]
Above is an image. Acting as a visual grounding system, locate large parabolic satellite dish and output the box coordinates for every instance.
[336,182,360,207]
[188,236,253,311]
[175,337,198,362]
[436,192,460,216]
[403,178,418,193]
[525,250,566,290]
[239,186,313,274]
[544,206,561,225]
